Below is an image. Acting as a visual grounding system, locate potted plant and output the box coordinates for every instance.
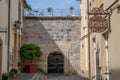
[17,62,22,71]
[19,44,43,73]
[69,6,74,16]
[47,7,53,16]
[9,68,18,78]
[2,72,10,80]
[9,71,15,79]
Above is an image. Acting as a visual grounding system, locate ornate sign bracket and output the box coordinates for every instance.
[88,7,110,33]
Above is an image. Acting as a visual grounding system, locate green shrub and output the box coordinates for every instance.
[17,62,22,67]
[2,72,9,80]
[10,68,18,74]
[9,71,15,78]
[20,44,43,60]
[19,44,43,65]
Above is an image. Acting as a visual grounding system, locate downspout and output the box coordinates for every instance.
[87,0,91,79]
[7,0,11,72]
[105,36,109,80]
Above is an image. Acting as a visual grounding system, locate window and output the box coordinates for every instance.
[9,53,13,66]
[118,6,120,13]
[18,2,21,20]
[90,2,91,7]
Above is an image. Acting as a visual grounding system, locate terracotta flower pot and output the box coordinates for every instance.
[23,65,38,73]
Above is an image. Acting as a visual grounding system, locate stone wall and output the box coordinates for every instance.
[23,17,81,74]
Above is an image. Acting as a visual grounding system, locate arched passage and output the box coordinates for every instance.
[48,51,64,73]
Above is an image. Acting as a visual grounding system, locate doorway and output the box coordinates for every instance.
[48,52,64,73]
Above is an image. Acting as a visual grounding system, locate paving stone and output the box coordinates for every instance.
[13,73,35,80]
[43,73,88,80]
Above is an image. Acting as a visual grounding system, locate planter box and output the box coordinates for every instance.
[23,65,38,73]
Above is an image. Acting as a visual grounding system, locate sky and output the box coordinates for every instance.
[26,0,80,10]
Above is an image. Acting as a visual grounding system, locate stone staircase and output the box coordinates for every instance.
[30,72,47,80]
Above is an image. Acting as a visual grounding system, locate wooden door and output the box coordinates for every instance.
[48,53,64,73]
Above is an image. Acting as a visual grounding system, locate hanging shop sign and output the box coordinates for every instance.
[88,7,110,33]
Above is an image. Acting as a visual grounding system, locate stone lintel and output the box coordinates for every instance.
[23,16,81,20]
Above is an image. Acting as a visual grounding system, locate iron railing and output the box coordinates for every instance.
[24,9,80,17]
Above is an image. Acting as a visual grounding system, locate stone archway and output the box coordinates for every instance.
[48,51,64,73]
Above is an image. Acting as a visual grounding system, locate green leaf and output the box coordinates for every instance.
[19,44,43,61]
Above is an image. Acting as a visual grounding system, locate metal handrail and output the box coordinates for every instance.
[24,9,80,17]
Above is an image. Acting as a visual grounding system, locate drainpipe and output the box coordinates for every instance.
[7,0,11,72]
[105,37,109,80]
[87,0,91,79]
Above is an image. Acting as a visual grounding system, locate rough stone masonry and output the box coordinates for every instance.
[23,17,81,74]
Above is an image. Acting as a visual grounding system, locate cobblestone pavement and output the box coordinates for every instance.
[13,73,35,80]
[43,73,87,80]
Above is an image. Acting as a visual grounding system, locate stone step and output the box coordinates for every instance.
[30,72,47,80]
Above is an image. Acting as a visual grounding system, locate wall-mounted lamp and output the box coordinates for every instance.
[13,20,21,29]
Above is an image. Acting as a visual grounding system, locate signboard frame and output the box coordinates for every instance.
[88,7,110,33]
